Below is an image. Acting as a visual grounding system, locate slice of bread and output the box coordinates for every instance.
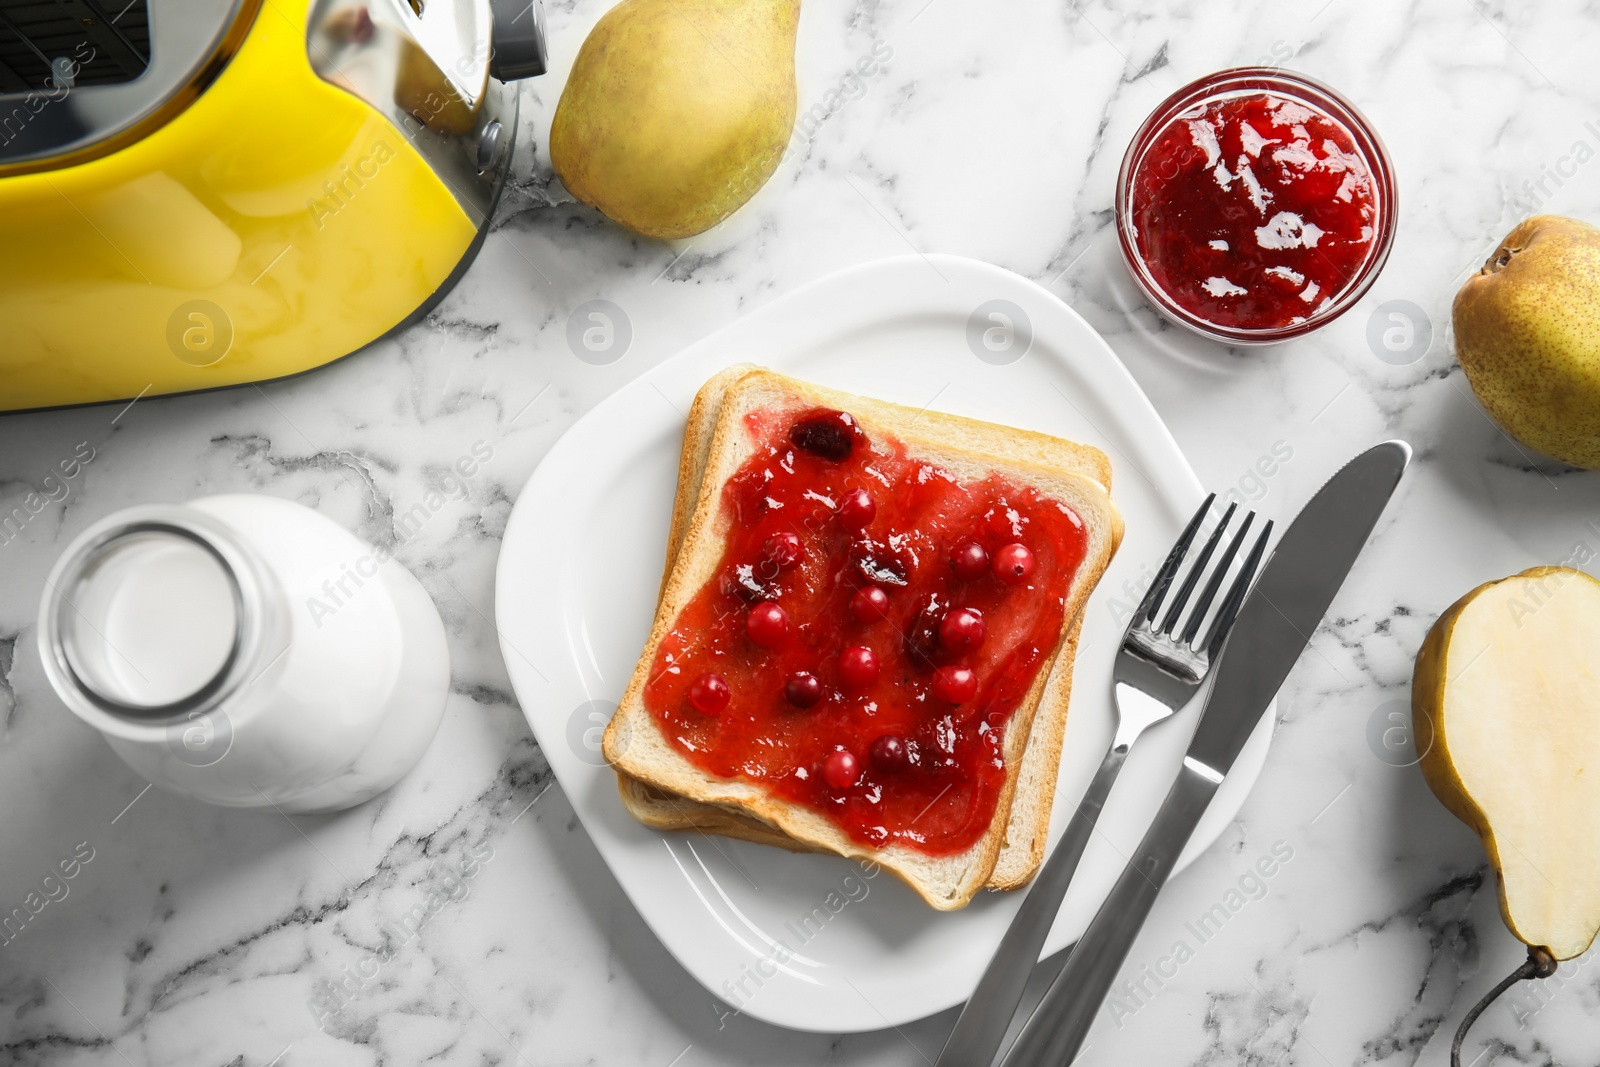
[614,602,1086,889]
[618,366,1116,889]
[604,368,1123,908]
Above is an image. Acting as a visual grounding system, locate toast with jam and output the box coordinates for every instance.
[603,368,1122,908]
[616,367,1117,891]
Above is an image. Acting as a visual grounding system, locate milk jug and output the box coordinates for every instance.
[38,494,449,812]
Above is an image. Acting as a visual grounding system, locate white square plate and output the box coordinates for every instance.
[495,255,1273,1032]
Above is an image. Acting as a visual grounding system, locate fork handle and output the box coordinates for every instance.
[998,765,1220,1067]
[934,744,1127,1067]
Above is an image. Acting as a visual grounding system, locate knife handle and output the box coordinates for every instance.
[999,765,1221,1067]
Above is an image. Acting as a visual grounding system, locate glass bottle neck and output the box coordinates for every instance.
[40,506,288,726]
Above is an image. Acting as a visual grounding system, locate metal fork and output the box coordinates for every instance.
[934,493,1273,1067]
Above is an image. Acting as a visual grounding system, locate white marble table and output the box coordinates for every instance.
[5,1,1600,1063]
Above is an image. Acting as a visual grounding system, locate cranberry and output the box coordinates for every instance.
[822,748,861,790]
[837,488,876,533]
[837,646,880,689]
[869,734,907,773]
[688,673,731,715]
[762,531,804,571]
[939,607,986,653]
[993,543,1036,584]
[850,585,891,623]
[850,537,909,587]
[789,410,860,462]
[785,671,823,708]
[746,602,789,649]
[950,540,989,581]
[903,593,951,670]
[932,665,978,704]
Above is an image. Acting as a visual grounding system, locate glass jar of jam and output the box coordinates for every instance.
[1117,68,1396,345]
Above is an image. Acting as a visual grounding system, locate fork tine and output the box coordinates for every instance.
[1136,493,1215,626]
[1201,518,1274,659]
[1158,502,1237,635]
[1178,510,1255,646]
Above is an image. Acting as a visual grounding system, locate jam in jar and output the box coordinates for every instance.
[1118,69,1396,344]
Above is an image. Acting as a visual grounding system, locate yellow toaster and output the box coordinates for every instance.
[0,0,546,412]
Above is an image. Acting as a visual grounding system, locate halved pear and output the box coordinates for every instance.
[1413,566,1600,961]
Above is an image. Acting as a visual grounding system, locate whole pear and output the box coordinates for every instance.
[550,0,800,240]
[1454,215,1600,468]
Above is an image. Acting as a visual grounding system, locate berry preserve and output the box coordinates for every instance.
[1118,69,1395,343]
[642,406,1089,855]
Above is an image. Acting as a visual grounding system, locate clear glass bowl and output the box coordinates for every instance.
[1116,68,1397,346]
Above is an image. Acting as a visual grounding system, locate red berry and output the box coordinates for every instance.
[850,585,891,623]
[993,543,1036,584]
[869,734,907,773]
[785,671,824,708]
[688,673,731,715]
[939,607,986,653]
[950,540,989,581]
[822,749,861,790]
[837,646,880,688]
[790,411,860,462]
[746,602,789,649]
[762,531,804,571]
[932,665,978,704]
[837,488,876,533]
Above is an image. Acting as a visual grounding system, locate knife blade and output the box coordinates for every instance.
[997,439,1410,1067]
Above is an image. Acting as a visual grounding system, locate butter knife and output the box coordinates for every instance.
[998,439,1411,1067]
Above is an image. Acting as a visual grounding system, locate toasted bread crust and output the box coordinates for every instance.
[605,368,1122,907]
[654,365,757,595]
[988,607,1086,888]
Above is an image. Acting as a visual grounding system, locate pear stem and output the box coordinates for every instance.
[1450,945,1558,1067]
